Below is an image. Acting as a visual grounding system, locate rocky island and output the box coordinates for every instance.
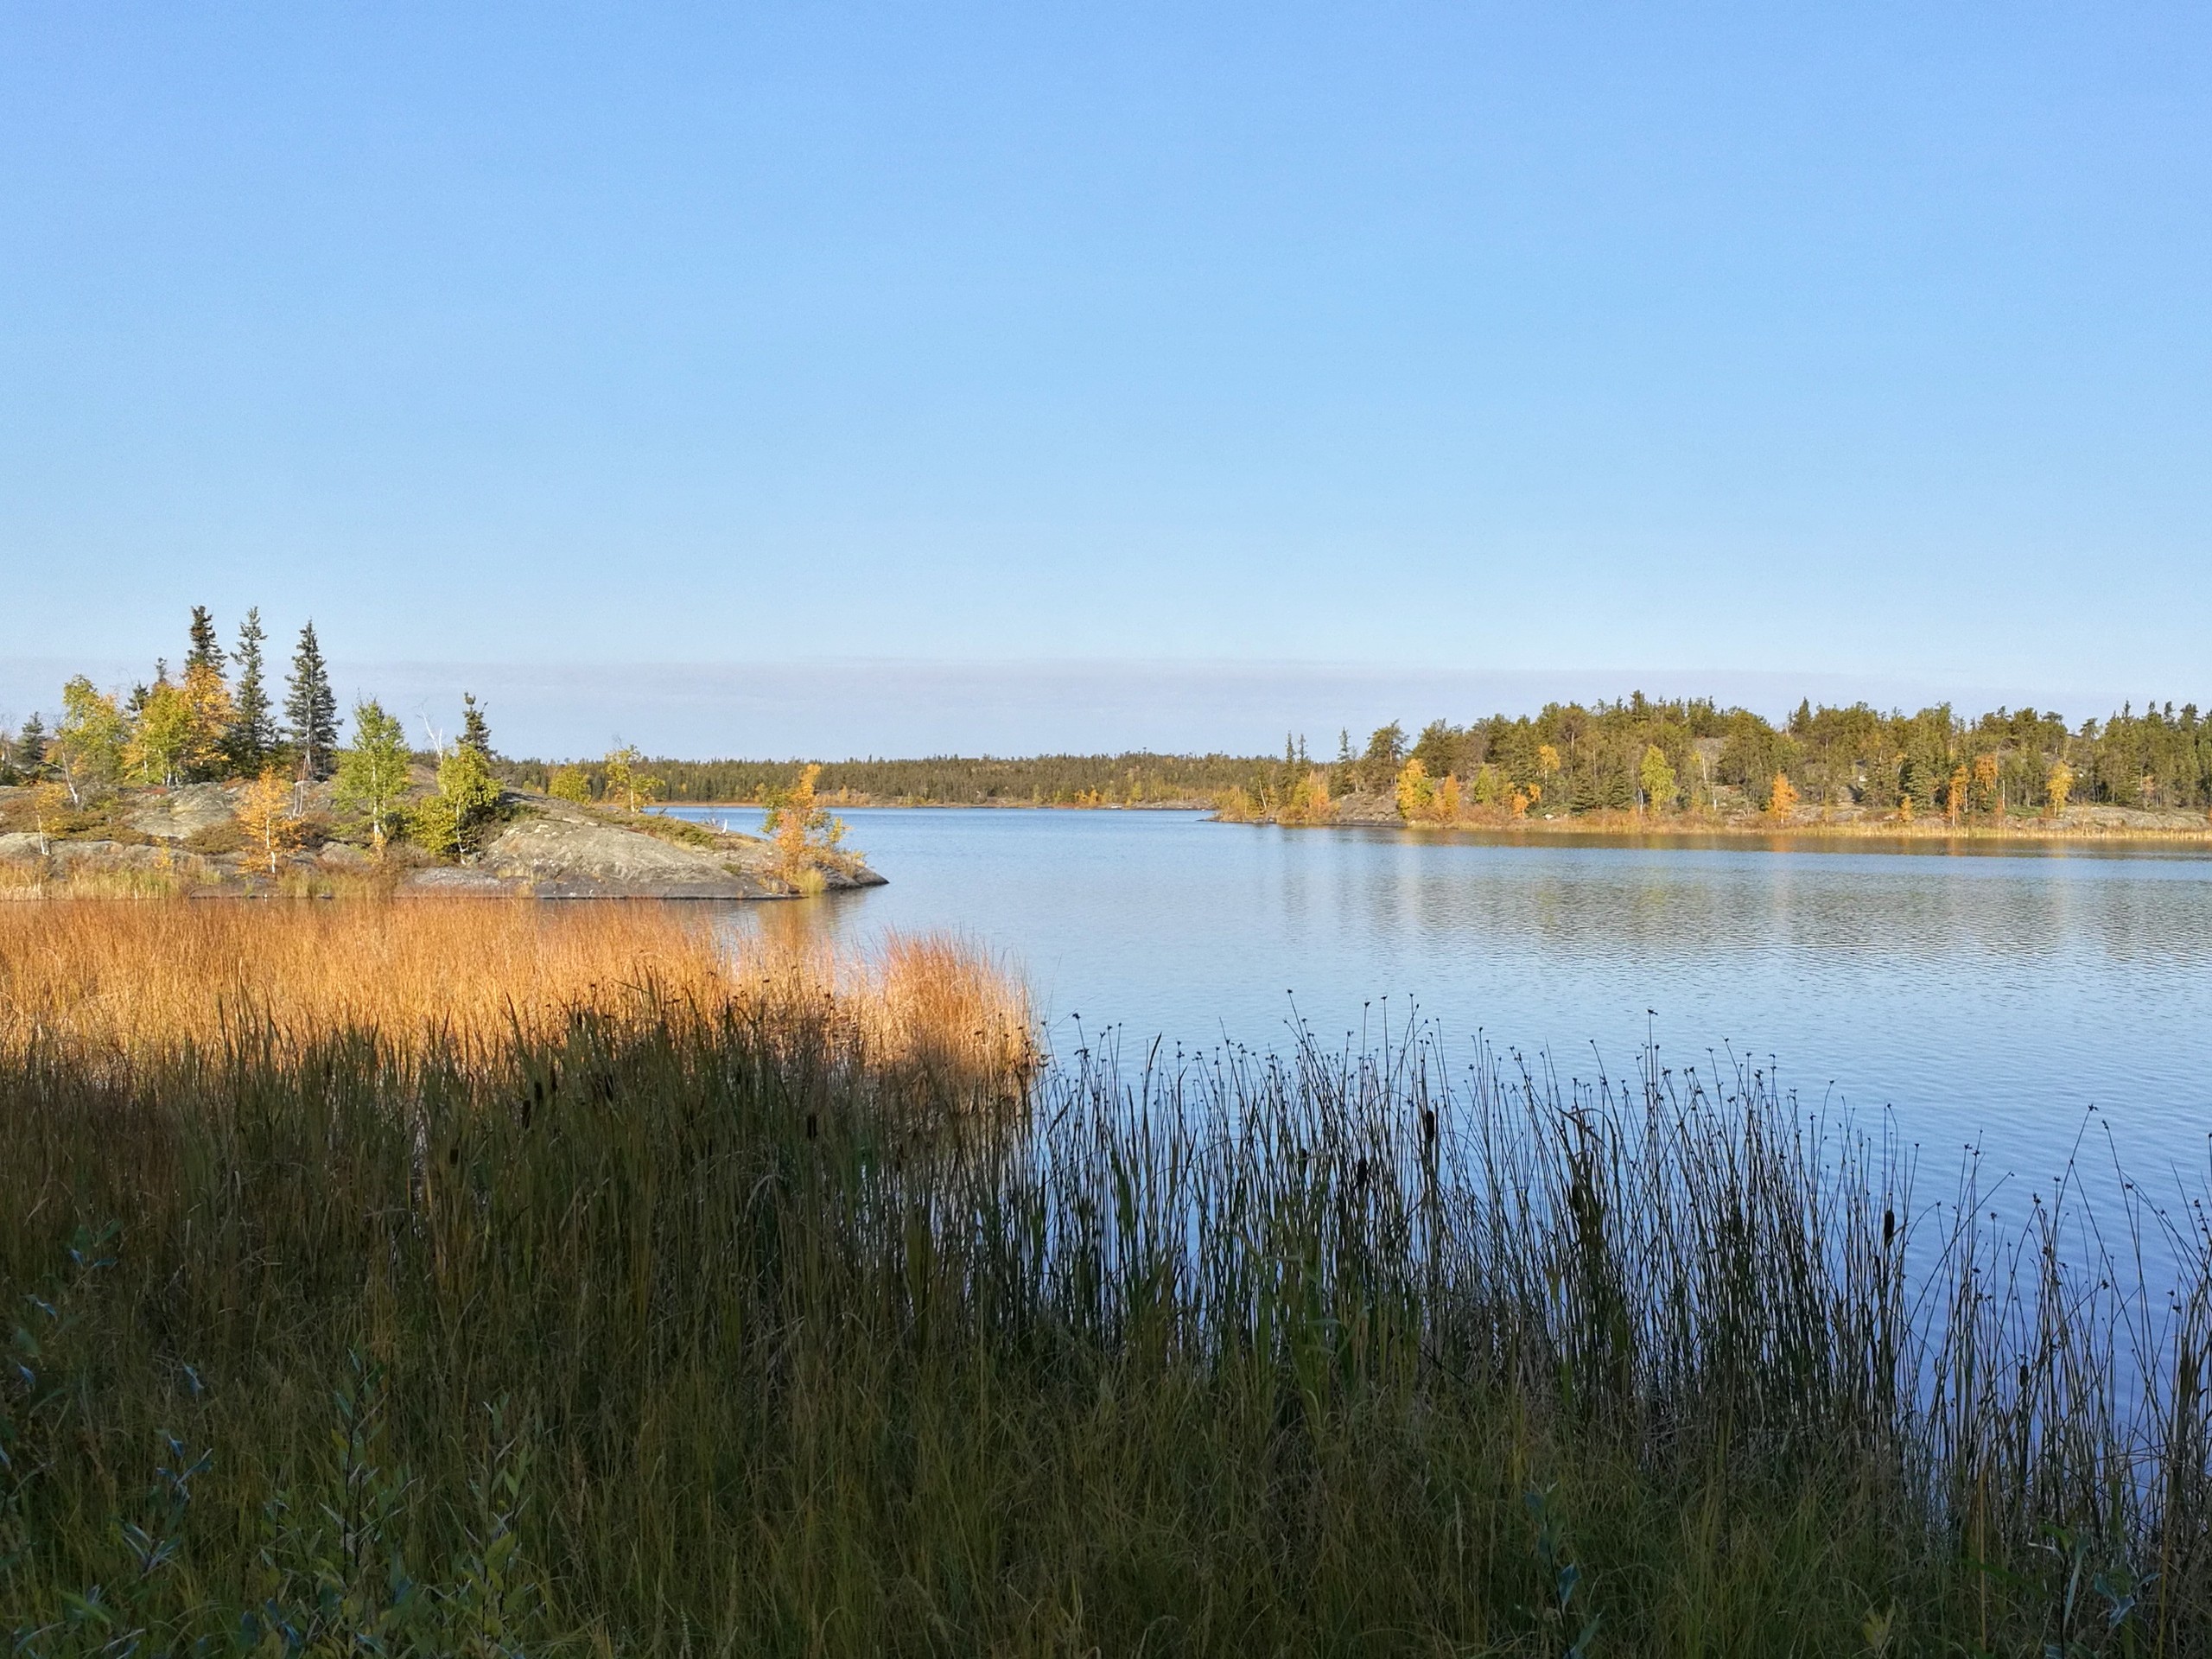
[2,609,883,899]
[0,779,884,899]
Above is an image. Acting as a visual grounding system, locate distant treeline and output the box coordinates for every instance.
[497,752,1275,806]
[504,692,2212,818]
[14,632,2207,820]
[1324,694,2212,816]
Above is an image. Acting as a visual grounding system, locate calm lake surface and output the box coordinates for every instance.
[671,806,2212,1185]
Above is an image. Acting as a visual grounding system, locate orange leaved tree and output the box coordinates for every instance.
[762,764,849,887]
[1277,770,1334,827]
[235,768,302,874]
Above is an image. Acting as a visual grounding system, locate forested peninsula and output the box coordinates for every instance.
[0,609,879,897]
[1227,696,2212,837]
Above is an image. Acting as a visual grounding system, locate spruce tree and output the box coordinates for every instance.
[227,607,275,773]
[460,692,493,759]
[128,660,169,721]
[179,607,237,781]
[186,606,225,673]
[19,713,46,770]
[285,622,339,782]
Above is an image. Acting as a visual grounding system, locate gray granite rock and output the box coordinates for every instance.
[472,801,885,899]
[128,783,238,842]
[397,867,514,895]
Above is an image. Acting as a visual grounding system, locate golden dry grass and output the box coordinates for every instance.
[0,899,1034,1100]
[0,857,207,899]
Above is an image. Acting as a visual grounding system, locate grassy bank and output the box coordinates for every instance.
[3,906,2209,1653]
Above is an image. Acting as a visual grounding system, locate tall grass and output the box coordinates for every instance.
[2,906,2208,1653]
[0,900,1033,1096]
[0,857,212,901]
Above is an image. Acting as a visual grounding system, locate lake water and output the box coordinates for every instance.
[669,805,2212,1187]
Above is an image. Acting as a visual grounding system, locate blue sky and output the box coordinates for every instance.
[5,4,2209,753]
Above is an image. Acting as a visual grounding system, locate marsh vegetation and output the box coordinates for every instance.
[3,903,2209,1653]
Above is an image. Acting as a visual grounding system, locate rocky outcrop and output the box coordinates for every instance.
[0,786,887,899]
[128,783,238,842]
[461,800,885,899]
[0,835,213,875]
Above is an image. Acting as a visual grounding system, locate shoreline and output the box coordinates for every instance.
[663,797,2212,849]
[659,797,1220,812]
[1237,821,2212,859]
[1264,813,2212,848]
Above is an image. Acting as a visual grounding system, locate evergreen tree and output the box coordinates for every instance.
[460,692,493,759]
[186,605,225,674]
[1362,723,1408,793]
[127,661,169,721]
[227,607,276,773]
[284,622,339,781]
[16,713,45,772]
[177,607,237,782]
[1897,755,1924,815]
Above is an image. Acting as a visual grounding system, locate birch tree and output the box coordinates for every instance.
[1638,745,1677,814]
[334,699,412,852]
[236,768,302,874]
[125,683,193,787]
[54,677,127,804]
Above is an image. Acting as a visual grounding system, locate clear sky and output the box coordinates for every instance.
[4,4,2209,754]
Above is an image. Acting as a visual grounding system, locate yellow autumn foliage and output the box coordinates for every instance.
[1276,769,1336,827]
[234,769,302,874]
[1395,757,1434,821]
[2046,760,2074,817]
